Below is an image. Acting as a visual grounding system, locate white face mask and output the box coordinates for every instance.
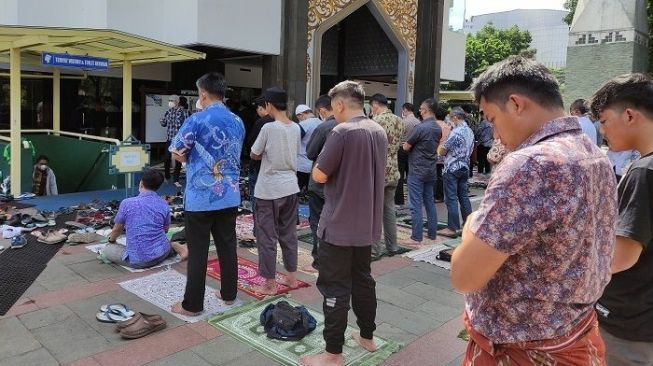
[39,164,47,171]
[168,101,176,108]
[195,99,203,110]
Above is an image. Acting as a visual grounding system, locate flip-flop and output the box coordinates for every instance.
[95,310,132,323]
[100,303,135,318]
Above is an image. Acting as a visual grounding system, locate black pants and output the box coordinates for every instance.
[395,149,409,205]
[182,207,238,312]
[307,191,324,267]
[317,240,376,354]
[477,145,491,174]
[164,141,182,182]
[297,172,310,193]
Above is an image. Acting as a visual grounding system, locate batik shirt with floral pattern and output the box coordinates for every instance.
[374,110,405,184]
[169,102,245,212]
[465,116,617,344]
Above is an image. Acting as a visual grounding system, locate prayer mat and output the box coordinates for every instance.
[402,238,461,270]
[298,204,310,219]
[86,243,182,273]
[207,257,310,300]
[297,230,313,244]
[247,245,317,277]
[208,296,401,366]
[119,269,243,323]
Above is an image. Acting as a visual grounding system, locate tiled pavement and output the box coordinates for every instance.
[0,194,485,366]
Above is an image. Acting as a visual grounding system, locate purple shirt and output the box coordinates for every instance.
[115,191,171,265]
[465,116,617,343]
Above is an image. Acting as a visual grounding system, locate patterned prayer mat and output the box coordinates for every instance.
[247,245,317,277]
[402,237,462,270]
[119,269,243,323]
[208,296,401,366]
[207,257,310,300]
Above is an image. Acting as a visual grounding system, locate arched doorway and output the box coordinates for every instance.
[307,0,411,113]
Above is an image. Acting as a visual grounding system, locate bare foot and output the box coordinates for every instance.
[399,238,422,249]
[301,264,318,273]
[352,331,377,352]
[214,293,236,305]
[251,280,277,295]
[278,272,298,288]
[299,352,344,366]
[171,242,188,261]
[170,302,201,317]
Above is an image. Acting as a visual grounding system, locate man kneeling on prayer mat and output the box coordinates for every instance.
[102,168,188,269]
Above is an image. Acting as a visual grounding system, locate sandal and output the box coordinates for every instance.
[114,312,163,333]
[99,303,135,318]
[119,313,167,339]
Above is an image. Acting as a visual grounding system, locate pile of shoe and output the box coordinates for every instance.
[96,303,166,340]
[165,193,184,223]
[31,228,68,245]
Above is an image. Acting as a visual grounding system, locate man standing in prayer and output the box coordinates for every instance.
[296,104,322,194]
[160,94,188,186]
[396,102,421,205]
[591,73,653,366]
[400,98,441,248]
[300,81,387,366]
[305,95,337,271]
[437,107,474,238]
[170,72,245,316]
[450,56,616,364]
[250,87,301,295]
[370,93,405,258]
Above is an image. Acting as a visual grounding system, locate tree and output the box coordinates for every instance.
[563,0,578,26]
[444,24,534,90]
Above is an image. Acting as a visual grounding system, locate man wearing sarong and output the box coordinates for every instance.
[451,56,617,365]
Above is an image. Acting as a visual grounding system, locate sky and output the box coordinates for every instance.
[465,0,567,17]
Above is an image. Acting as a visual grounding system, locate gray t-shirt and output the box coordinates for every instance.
[406,117,441,181]
[316,116,387,247]
[251,120,301,200]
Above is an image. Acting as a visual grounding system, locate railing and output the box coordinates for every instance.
[0,129,121,145]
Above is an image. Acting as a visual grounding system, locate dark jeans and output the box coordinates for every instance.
[443,168,472,231]
[477,145,491,174]
[307,190,324,267]
[435,163,444,201]
[317,240,376,354]
[297,172,310,193]
[395,148,409,205]
[247,167,259,236]
[407,174,438,241]
[255,194,299,279]
[182,207,238,312]
[164,141,182,182]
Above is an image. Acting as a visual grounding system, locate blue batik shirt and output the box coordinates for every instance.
[114,191,171,265]
[476,119,494,148]
[169,102,245,212]
[443,122,475,174]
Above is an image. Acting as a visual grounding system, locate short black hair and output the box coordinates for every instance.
[253,96,266,108]
[141,168,164,191]
[263,86,288,111]
[472,56,563,109]
[196,72,227,99]
[179,96,189,109]
[267,102,287,111]
[435,102,449,120]
[315,95,332,111]
[421,98,438,115]
[402,103,414,112]
[590,73,653,120]
[36,155,49,163]
[370,93,388,106]
[570,99,588,114]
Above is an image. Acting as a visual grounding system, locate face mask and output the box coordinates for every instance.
[168,101,176,108]
[39,164,47,171]
[195,99,202,110]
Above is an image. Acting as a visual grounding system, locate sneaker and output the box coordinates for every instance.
[10,235,27,249]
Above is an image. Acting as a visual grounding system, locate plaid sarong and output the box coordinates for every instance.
[463,311,606,365]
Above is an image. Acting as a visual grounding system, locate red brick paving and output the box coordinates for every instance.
[186,320,223,340]
[372,255,412,276]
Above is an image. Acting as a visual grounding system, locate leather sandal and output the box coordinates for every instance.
[114,312,163,333]
[119,313,166,339]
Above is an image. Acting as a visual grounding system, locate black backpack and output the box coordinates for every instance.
[260,301,317,341]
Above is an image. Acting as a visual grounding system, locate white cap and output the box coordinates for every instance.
[295,104,312,115]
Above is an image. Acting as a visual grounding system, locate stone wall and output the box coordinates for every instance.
[564,42,649,106]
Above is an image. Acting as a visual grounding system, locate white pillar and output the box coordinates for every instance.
[122,60,132,140]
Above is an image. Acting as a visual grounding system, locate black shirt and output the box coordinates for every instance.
[598,152,653,341]
[307,116,337,198]
[247,115,274,172]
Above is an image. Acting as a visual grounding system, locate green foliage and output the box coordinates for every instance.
[443,24,533,91]
[563,0,578,26]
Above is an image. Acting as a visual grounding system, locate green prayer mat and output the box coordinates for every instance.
[208,296,401,366]
[297,230,313,244]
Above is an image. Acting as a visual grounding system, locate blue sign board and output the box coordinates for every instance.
[41,52,109,71]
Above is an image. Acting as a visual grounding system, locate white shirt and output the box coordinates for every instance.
[297,117,322,173]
